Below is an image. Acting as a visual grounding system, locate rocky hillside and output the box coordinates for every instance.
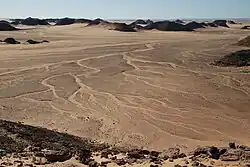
[0,120,250,167]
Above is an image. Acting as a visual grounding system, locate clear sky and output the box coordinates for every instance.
[1,0,250,19]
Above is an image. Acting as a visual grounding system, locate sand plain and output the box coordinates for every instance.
[0,23,249,152]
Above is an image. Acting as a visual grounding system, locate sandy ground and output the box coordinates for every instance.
[0,23,250,152]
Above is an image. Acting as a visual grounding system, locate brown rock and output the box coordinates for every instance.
[44,150,71,163]
[160,147,180,159]
[127,150,144,159]
[88,160,98,167]
[229,143,236,149]
[114,158,127,166]
[220,149,243,161]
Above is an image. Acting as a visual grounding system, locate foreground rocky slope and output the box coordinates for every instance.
[0,120,250,167]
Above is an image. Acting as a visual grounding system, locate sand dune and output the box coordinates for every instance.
[0,24,249,152]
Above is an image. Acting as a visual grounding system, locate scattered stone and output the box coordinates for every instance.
[229,143,236,149]
[114,158,127,166]
[3,38,20,44]
[150,151,160,157]
[34,152,44,157]
[24,164,34,167]
[174,164,182,167]
[169,158,174,162]
[88,160,98,167]
[192,161,200,167]
[139,149,150,155]
[110,156,117,160]
[32,157,48,165]
[183,159,189,164]
[0,150,7,157]
[21,17,50,26]
[26,39,41,44]
[179,153,187,158]
[150,165,159,167]
[100,161,111,166]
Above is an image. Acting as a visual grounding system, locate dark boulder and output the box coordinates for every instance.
[55,18,76,26]
[3,38,20,44]
[213,50,250,67]
[44,150,72,163]
[213,20,229,28]
[0,23,19,31]
[146,19,154,25]
[21,17,50,26]
[237,36,250,47]
[145,20,193,31]
[185,21,205,29]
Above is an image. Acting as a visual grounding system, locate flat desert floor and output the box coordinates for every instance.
[0,24,249,151]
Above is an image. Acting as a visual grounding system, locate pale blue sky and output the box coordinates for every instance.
[1,0,250,19]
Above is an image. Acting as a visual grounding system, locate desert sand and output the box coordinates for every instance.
[0,23,250,155]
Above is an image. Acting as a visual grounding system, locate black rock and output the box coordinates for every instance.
[145,20,193,31]
[213,20,229,28]
[75,18,92,24]
[3,38,20,44]
[150,151,160,157]
[220,149,243,161]
[114,159,127,166]
[55,18,75,26]
[44,150,72,163]
[229,143,236,149]
[21,17,50,26]
[127,150,144,159]
[0,22,19,31]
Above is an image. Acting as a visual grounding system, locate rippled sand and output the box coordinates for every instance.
[0,24,249,151]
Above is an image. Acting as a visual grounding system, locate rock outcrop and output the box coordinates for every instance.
[145,20,193,31]
[213,50,250,67]
[175,19,185,24]
[55,18,76,26]
[111,23,136,32]
[75,18,92,24]
[237,35,250,47]
[185,21,205,29]
[213,20,230,28]
[21,17,50,26]
[0,22,19,31]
